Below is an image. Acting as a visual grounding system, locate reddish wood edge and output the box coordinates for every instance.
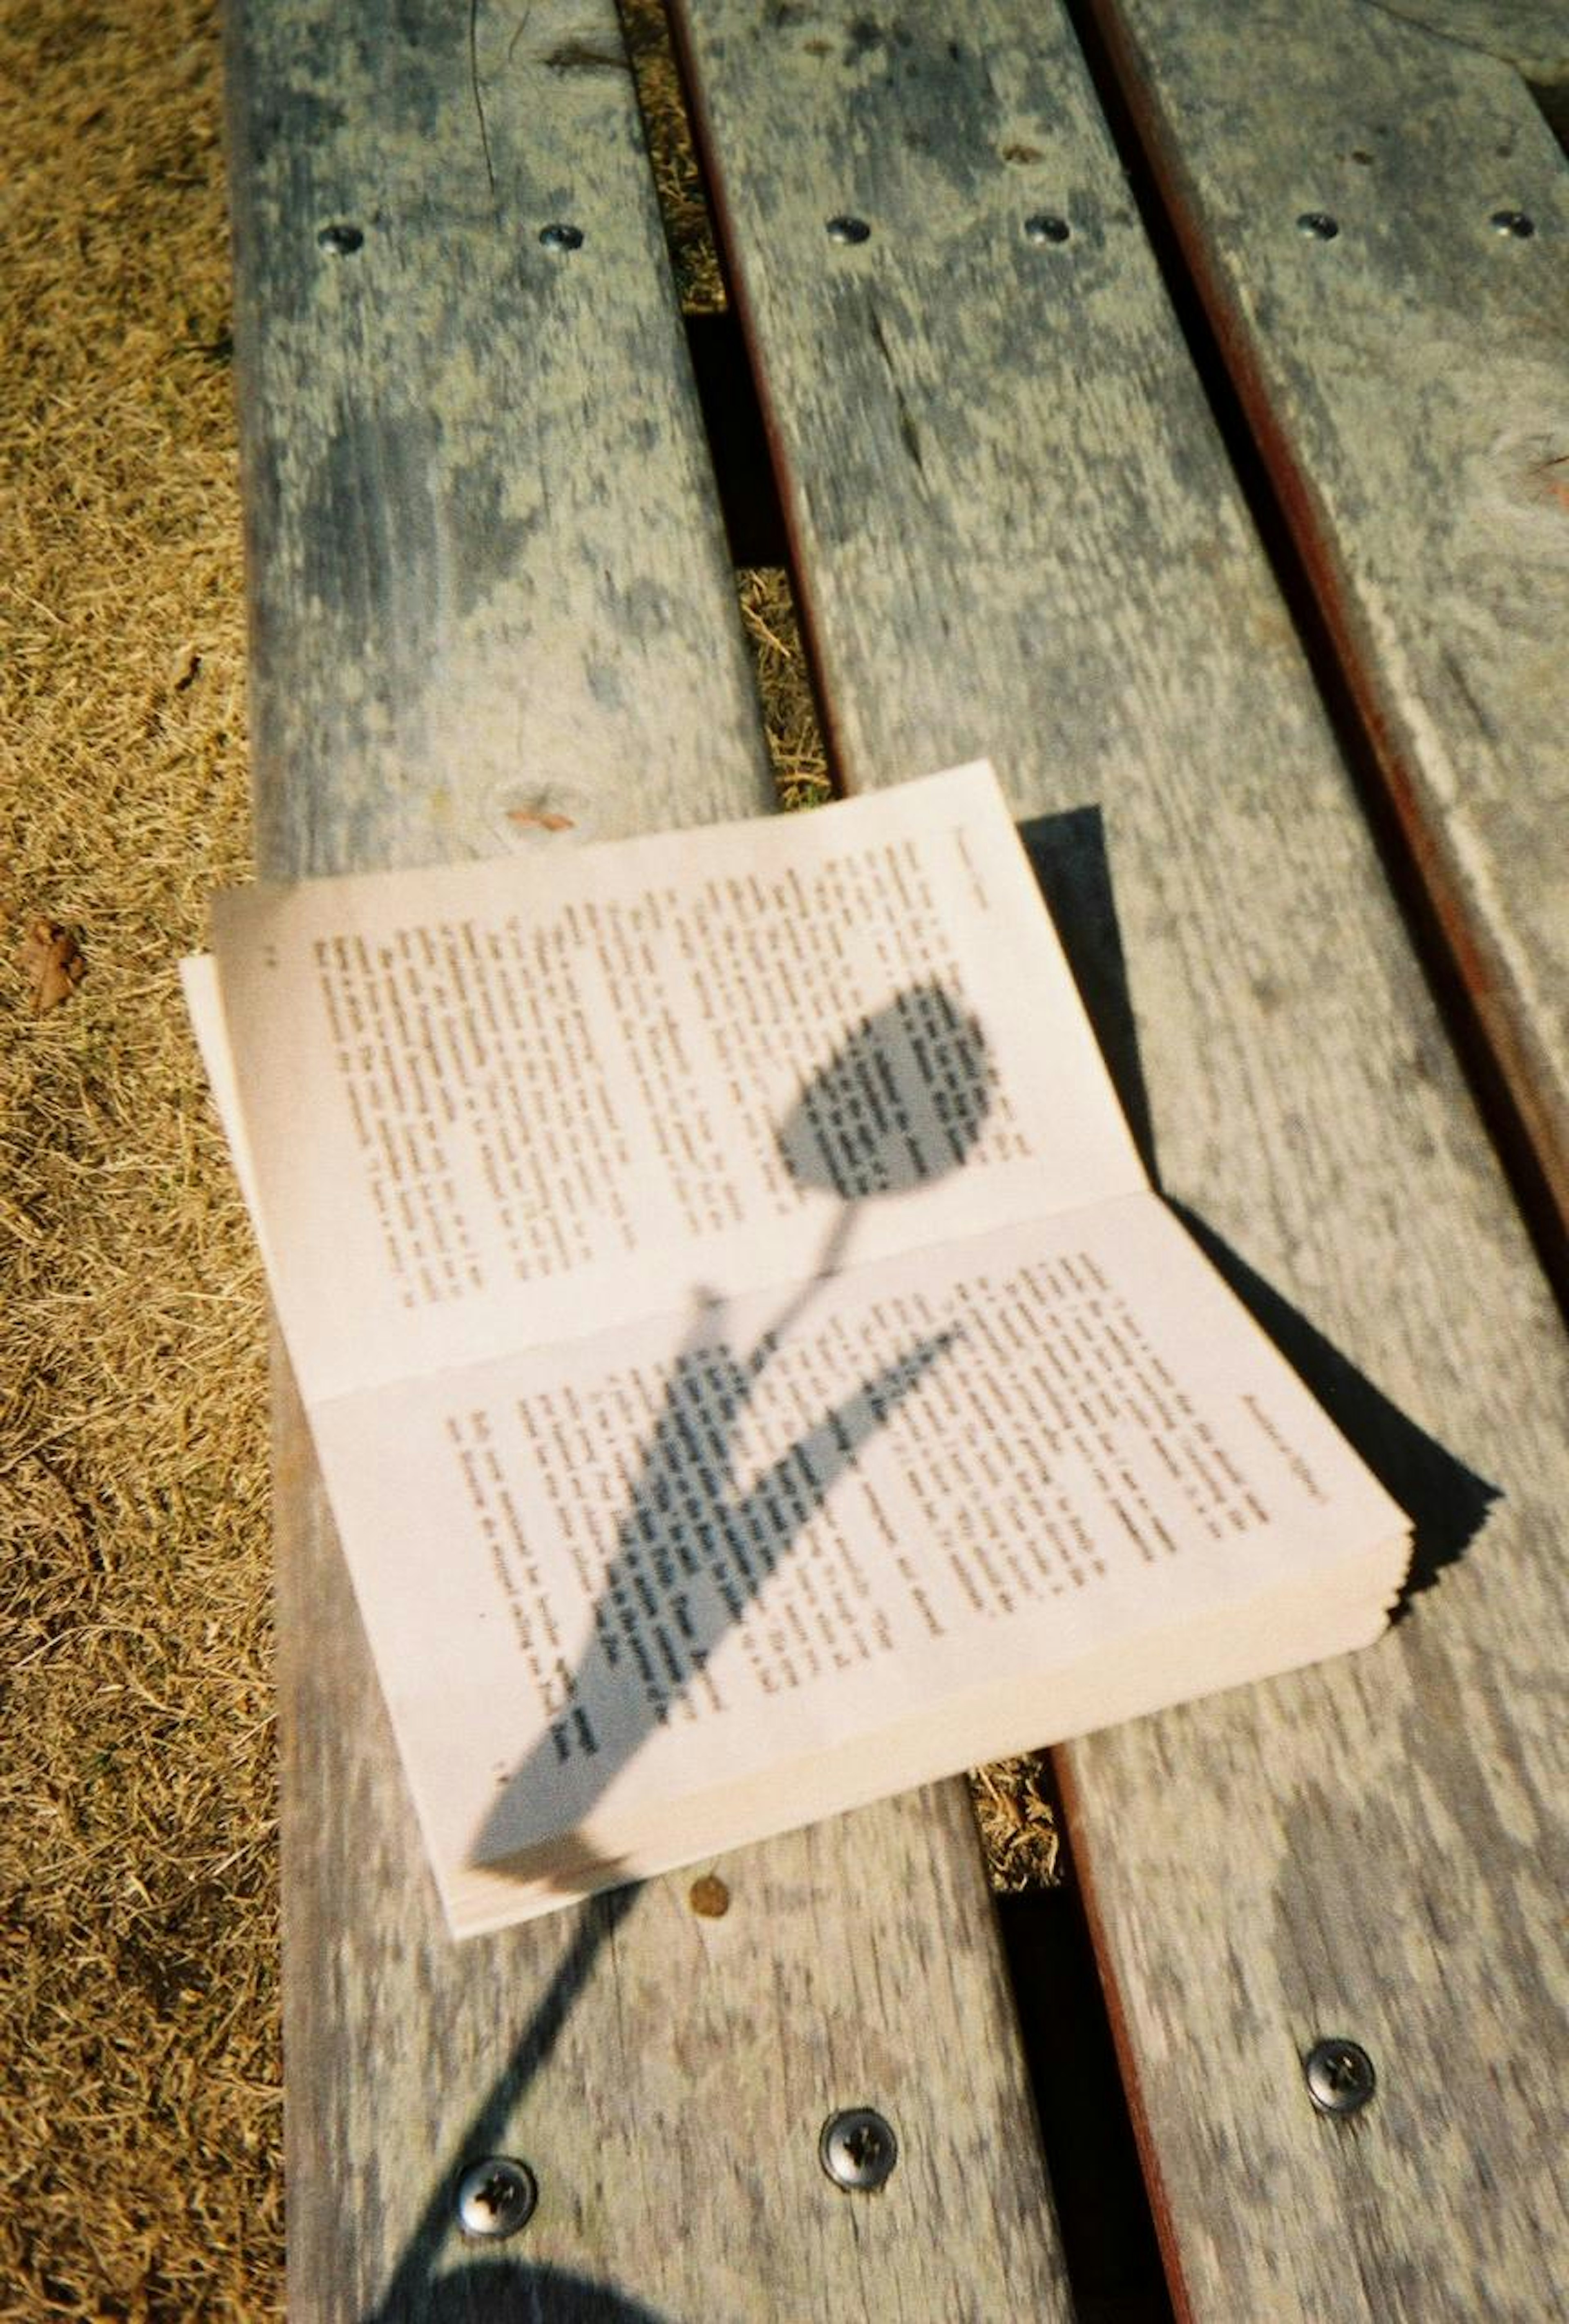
[663,0,858,804]
[1084,0,1569,1250]
[1052,1747,1195,2324]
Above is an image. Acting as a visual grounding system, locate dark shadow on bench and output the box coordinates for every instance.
[366,1884,655,2323]
[1167,1202,1500,1613]
[1018,804,1159,1181]
[374,2259,671,2323]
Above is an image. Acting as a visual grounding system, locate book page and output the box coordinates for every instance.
[308,1191,1406,1932]
[206,764,1147,1404]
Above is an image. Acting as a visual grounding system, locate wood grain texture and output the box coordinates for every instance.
[1361,1,1569,80]
[228,0,774,874]
[1088,0,1569,1231]
[226,2,1071,2315]
[673,2,1569,2315]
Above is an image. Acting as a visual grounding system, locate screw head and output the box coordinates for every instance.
[317,222,364,256]
[539,222,585,252]
[1024,212,1071,245]
[826,214,871,245]
[1296,211,1340,241]
[820,2106,898,2190]
[1304,2037,1376,2117]
[1491,209,1535,238]
[455,2156,538,2239]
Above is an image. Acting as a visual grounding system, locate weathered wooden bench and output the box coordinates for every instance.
[225,2,1569,2315]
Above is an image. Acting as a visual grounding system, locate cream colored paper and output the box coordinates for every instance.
[207,764,1147,1405]
[187,763,1410,1935]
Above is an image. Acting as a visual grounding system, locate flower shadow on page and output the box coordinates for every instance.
[472,979,996,1901]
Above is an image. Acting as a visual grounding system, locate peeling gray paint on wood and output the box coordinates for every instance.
[1091,0,1569,1231]
[226,1,1073,2315]
[675,1,1569,2313]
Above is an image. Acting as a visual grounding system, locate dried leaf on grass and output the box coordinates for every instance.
[17,916,87,1015]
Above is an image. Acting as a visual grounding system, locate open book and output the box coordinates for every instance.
[185,762,1409,1937]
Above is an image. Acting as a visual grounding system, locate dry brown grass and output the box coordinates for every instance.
[0,6,1051,2315]
[968,1755,1063,1894]
[737,570,831,810]
[622,0,727,314]
[0,3,277,2314]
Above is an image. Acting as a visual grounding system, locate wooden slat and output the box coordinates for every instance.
[225,2,1073,2315]
[672,2,1569,2314]
[1088,0,1569,1230]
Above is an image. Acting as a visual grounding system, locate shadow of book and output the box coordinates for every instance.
[1017,804,1158,1181]
[1168,1202,1499,1610]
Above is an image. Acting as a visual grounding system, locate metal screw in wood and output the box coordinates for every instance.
[1491,210,1535,238]
[820,2107,898,2190]
[825,215,871,245]
[539,222,585,252]
[1303,2037,1376,2117]
[455,2156,538,2239]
